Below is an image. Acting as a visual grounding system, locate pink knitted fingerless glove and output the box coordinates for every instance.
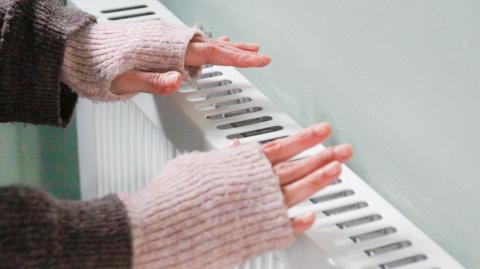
[61,20,203,101]
[119,143,295,269]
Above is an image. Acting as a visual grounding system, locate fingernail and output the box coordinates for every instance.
[262,55,271,64]
[324,161,341,177]
[313,123,331,136]
[168,72,180,82]
[334,144,352,159]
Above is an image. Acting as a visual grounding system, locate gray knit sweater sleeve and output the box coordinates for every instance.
[0,0,95,127]
[0,186,132,268]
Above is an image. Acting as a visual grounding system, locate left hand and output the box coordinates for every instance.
[111,36,271,95]
[185,35,271,67]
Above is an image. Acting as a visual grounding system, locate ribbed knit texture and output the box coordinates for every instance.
[0,145,294,269]
[0,0,95,126]
[62,20,203,101]
[120,143,295,269]
[0,2,295,268]
[0,186,132,268]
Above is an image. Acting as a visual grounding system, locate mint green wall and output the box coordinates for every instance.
[0,120,80,200]
[162,0,479,267]
[0,1,79,201]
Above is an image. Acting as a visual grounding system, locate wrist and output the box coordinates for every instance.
[61,20,203,101]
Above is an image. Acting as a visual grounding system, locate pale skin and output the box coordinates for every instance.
[262,123,352,234]
[110,35,270,95]
[110,35,353,234]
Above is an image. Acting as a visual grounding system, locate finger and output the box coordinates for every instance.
[263,123,332,165]
[110,70,183,95]
[222,44,259,55]
[187,45,270,67]
[205,45,268,66]
[214,39,260,52]
[203,43,271,67]
[283,161,342,207]
[186,41,270,67]
[194,35,258,52]
[292,213,316,234]
[211,39,259,54]
[230,42,260,52]
[190,35,259,55]
[275,144,352,185]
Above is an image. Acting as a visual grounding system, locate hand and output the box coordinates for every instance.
[111,36,271,95]
[262,123,353,234]
[185,35,271,67]
[122,123,351,267]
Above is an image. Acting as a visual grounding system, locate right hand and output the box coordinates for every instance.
[123,122,351,268]
[261,123,353,234]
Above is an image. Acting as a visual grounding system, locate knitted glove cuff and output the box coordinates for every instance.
[119,143,295,269]
[61,20,202,101]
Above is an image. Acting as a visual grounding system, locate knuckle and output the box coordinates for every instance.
[305,127,318,138]
[276,162,293,175]
[309,172,327,190]
[307,178,320,190]
[204,42,218,55]
[295,130,313,143]
[265,140,285,153]
[317,148,335,163]
[144,73,163,90]
[235,53,251,62]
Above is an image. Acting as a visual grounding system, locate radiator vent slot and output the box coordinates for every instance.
[102,4,156,21]
[365,241,412,257]
[323,202,368,216]
[198,79,232,90]
[107,12,155,20]
[188,88,242,102]
[310,190,355,204]
[217,116,273,130]
[336,214,382,229]
[101,3,156,21]
[227,126,284,139]
[378,254,428,268]
[181,80,233,92]
[101,5,148,13]
[196,97,252,111]
[259,136,289,144]
[198,71,223,80]
[331,178,342,185]
[206,107,263,120]
[350,227,396,243]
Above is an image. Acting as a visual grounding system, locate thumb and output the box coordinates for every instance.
[111,70,183,95]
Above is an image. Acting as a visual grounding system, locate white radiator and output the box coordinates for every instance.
[71,1,464,268]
